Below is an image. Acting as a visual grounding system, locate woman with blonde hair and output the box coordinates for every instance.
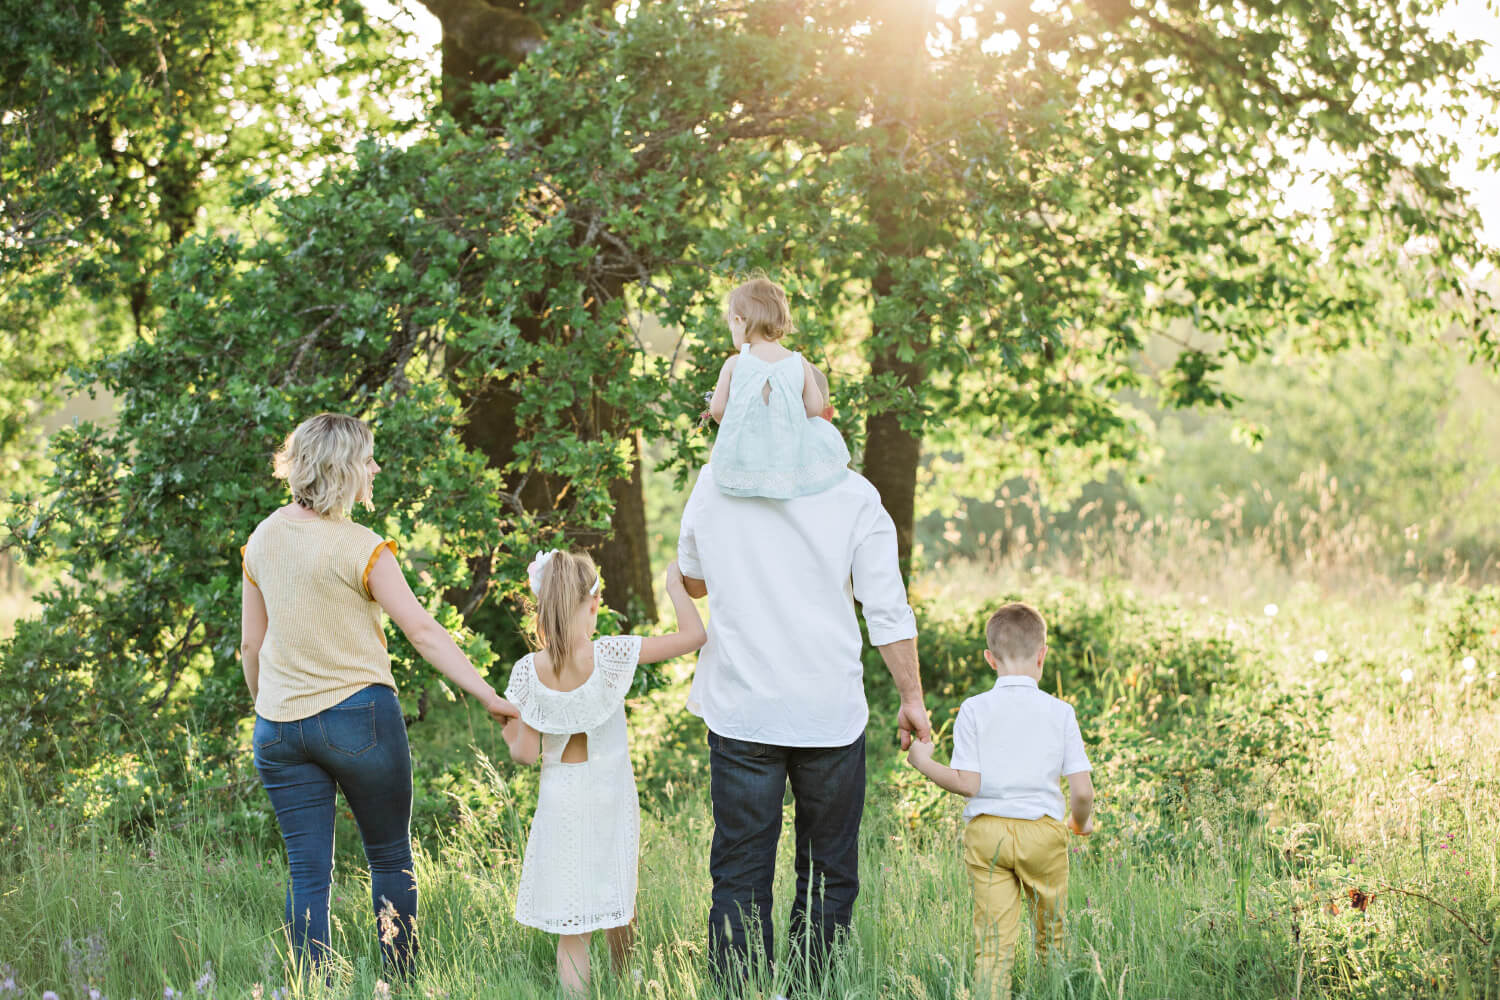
[240,412,518,978]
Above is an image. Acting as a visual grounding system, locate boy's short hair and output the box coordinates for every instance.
[985,602,1047,664]
[727,276,794,342]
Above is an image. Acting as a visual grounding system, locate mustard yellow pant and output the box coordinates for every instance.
[963,814,1069,999]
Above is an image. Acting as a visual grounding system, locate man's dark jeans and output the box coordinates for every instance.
[707,729,865,990]
[253,684,416,977]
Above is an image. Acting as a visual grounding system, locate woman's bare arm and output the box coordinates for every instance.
[240,580,268,700]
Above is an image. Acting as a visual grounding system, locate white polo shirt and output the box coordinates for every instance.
[949,675,1092,822]
[676,464,918,747]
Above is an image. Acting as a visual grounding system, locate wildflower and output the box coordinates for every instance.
[43,993,59,1000]
[1263,603,1279,618]
[378,898,400,947]
[194,962,214,995]
[251,986,262,1000]
[1313,650,1328,664]
[1461,674,1475,687]
[164,988,178,1000]
[374,981,391,1000]
[1461,656,1477,673]
[1400,668,1414,684]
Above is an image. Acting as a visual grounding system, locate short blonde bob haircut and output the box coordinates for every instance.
[727,276,795,342]
[273,413,375,519]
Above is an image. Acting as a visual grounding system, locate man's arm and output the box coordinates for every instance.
[683,575,707,599]
[876,637,930,750]
[850,489,929,748]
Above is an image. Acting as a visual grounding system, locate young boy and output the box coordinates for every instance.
[908,602,1094,998]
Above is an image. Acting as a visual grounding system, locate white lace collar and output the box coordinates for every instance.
[502,635,643,735]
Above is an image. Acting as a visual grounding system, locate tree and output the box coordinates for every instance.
[0,0,425,487]
[0,3,789,797]
[689,0,1500,576]
[411,0,659,623]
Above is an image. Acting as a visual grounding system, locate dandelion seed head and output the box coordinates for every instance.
[1400,668,1414,684]
[1264,603,1279,618]
[1313,649,1328,664]
[1461,655,1477,672]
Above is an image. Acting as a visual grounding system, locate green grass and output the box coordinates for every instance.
[2,570,1497,999]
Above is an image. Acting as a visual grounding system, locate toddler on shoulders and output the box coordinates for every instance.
[705,276,851,499]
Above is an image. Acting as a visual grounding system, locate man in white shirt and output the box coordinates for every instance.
[677,458,930,988]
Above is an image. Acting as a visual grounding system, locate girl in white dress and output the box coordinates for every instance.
[706,276,852,499]
[502,549,707,995]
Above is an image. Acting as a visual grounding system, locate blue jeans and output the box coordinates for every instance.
[253,685,416,976]
[707,730,865,990]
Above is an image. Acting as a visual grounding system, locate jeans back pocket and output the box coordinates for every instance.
[319,702,377,757]
[252,716,284,751]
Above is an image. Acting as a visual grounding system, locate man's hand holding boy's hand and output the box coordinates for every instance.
[1067,813,1094,836]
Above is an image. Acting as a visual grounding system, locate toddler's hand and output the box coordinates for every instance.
[1067,814,1094,837]
[907,738,935,767]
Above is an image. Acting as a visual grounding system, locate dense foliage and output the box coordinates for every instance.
[3,0,1499,810]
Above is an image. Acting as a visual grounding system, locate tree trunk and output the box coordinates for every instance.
[588,431,657,628]
[861,0,936,582]
[425,0,657,623]
[862,266,928,580]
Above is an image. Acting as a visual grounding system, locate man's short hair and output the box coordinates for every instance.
[985,602,1047,664]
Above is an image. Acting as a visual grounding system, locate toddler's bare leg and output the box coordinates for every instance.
[606,918,637,974]
[557,933,591,995]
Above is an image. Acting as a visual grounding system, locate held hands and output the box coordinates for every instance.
[480,690,520,724]
[906,737,935,768]
[896,699,932,752]
[1067,813,1094,836]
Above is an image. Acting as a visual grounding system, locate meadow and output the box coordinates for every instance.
[2,537,1496,1000]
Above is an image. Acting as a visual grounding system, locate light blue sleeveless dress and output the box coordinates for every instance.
[711,344,851,499]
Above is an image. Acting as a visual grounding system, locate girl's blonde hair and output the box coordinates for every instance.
[272,413,374,519]
[727,276,795,342]
[534,550,599,676]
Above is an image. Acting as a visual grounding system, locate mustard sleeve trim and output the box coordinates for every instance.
[363,539,400,600]
[240,544,258,588]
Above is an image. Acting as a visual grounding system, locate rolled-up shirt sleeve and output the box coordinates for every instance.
[851,495,917,646]
[676,474,705,580]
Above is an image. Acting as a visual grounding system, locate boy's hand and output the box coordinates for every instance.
[1067,813,1094,836]
[907,738,935,768]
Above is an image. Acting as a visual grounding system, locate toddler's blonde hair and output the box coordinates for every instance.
[533,550,599,677]
[985,602,1047,667]
[727,276,794,342]
[272,413,374,519]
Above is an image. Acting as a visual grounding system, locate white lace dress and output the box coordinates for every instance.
[504,634,643,934]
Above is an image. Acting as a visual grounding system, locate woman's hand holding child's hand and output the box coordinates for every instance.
[1067,813,1094,836]
[482,691,520,723]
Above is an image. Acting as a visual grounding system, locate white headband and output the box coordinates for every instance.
[527,549,601,597]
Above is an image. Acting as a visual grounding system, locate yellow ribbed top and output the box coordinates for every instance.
[242,510,398,722]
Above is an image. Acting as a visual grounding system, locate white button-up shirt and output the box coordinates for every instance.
[950,675,1092,822]
[676,465,918,747]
